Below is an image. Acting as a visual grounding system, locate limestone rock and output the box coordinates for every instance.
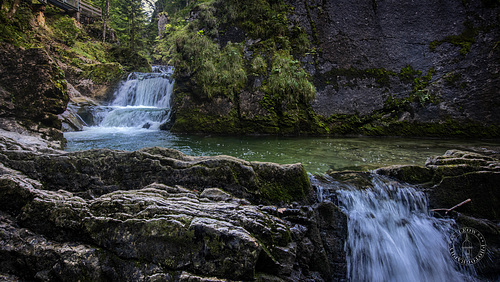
[375,165,434,184]
[0,135,346,281]
[289,0,500,126]
[0,145,312,205]
[376,149,500,220]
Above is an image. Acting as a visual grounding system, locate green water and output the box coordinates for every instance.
[64,128,500,173]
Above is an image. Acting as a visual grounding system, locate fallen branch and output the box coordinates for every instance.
[431,198,471,214]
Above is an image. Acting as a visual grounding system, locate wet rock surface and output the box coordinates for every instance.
[0,143,312,205]
[0,133,347,281]
[376,149,500,220]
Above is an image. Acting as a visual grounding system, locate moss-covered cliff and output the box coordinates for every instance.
[155,0,328,135]
[156,0,500,137]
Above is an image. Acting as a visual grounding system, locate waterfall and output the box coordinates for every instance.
[313,174,474,281]
[97,65,174,130]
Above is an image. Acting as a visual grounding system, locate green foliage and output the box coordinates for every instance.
[0,1,34,47]
[251,55,267,75]
[412,68,436,106]
[82,62,124,84]
[197,43,247,99]
[399,65,422,83]
[264,50,315,103]
[71,41,109,63]
[48,16,80,46]
[157,24,215,73]
[157,19,246,99]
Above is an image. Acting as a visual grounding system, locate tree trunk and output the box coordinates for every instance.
[130,15,135,51]
[102,0,109,43]
[7,0,22,19]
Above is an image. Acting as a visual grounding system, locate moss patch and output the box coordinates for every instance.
[429,21,478,55]
[315,67,395,91]
[81,62,124,84]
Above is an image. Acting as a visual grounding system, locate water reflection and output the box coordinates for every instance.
[65,129,500,173]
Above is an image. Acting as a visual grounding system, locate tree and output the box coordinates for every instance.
[102,0,109,43]
[111,0,146,51]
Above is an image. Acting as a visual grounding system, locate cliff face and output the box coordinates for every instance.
[0,43,69,144]
[166,0,500,137]
[291,0,500,126]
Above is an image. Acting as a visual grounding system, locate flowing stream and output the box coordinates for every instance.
[313,175,475,281]
[86,65,174,129]
[64,66,495,280]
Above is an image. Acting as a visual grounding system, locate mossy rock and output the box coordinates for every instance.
[375,165,434,184]
[81,62,124,84]
[253,162,312,204]
[326,171,375,188]
[376,150,500,220]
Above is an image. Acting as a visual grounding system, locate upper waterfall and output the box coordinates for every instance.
[111,65,174,108]
[98,65,174,129]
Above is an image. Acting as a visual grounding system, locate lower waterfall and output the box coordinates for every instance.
[314,175,475,281]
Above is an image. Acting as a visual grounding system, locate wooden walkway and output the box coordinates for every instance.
[41,0,101,21]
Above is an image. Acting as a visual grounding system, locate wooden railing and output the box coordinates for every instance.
[79,0,101,19]
[42,0,101,21]
[45,0,79,12]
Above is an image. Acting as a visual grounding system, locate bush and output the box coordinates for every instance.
[49,16,80,46]
[0,1,34,47]
[158,23,246,100]
[251,55,267,75]
[110,46,151,72]
[264,50,315,103]
[197,42,247,99]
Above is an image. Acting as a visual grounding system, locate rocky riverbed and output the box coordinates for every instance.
[1,129,499,281]
[0,130,347,281]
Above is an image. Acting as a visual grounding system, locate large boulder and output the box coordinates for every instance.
[0,144,312,205]
[376,149,500,220]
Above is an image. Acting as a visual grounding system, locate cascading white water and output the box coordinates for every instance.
[98,65,174,129]
[314,174,474,281]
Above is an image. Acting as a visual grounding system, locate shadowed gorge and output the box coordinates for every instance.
[1,0,500,281]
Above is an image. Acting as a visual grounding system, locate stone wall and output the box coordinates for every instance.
[289,0,500,125]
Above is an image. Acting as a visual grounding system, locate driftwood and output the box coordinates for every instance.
[431,198,471,214]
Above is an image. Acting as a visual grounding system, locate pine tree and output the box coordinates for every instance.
[111,0,146,51]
